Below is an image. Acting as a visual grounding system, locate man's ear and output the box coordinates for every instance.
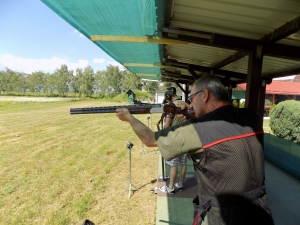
[202,89,207,99]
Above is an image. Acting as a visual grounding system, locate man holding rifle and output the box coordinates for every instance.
[116,75,274,225]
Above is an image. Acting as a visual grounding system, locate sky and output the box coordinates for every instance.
[0,0,123,74]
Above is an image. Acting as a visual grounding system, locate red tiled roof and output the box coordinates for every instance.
[238,81,300,95]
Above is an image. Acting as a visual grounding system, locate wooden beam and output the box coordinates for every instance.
[272,94,275,105]
[123,63,177,70]
[212,52,248,69]
[174,82,185,94]
[163,27,211,39]
[245,49,265,124]
[264,43,300,61]
[189,65,247,80]
[174,81,190,102]
[187,68,200,80]
[164,61,247,80]
[212,15,300,69]
[136,73,160,77]
[162,71,195,83]
[164,0,174,27]
[90,35,188,45]
[162,30,259,52]
[161,77,192,85]
[260,15,300,43]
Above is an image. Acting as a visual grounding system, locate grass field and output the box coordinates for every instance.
[0,98,161,225]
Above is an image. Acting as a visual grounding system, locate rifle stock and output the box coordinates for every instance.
[163,105,196,119]
[70,103,196,119]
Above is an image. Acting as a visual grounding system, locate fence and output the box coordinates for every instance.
[264,133,300,180]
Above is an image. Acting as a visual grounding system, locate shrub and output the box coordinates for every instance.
[269,100,300,144]
[269,104,276,114]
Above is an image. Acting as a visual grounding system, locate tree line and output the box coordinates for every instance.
[0,64,171,98]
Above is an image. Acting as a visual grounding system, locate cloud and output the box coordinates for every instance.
[74,29,85,38]
[0,54,89,74]
[93,58,105,64]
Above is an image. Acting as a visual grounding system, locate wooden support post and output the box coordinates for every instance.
[184,83,190,102]
[245,46,265,125]
[228,85,233,102]
[272,94,275,105]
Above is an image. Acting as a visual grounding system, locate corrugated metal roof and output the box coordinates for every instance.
[167,0,300,83]
[41,0,300,86]
[171,0,299,39]
[221,55,300,75]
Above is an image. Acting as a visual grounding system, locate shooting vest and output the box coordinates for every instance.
[191,105,273,225]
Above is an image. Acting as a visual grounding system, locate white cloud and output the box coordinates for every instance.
[107,61,125,70]
[74,29,85,38]
[0,54,89,74]
[93,58,105,63]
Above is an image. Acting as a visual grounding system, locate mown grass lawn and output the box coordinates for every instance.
[0,98,161,225]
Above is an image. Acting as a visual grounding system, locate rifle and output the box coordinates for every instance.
[70,104,196,119]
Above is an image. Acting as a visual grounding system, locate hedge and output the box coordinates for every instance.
[269,100,300,144]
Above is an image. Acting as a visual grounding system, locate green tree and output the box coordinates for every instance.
[82,66,95,97]
[121,70,143,91]
[142,80,159,95]
[15,72,28,96]
[27,71,46,96]
[0,70,5,95]
[54,64,73,97]
[46,73,57,96]
[3,68,19,94]
[94,70,106,97]
[0,69,10,95]
[73,68,83,97]
[105,65,123,94]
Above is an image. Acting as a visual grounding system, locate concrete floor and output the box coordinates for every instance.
[155,159,300,225]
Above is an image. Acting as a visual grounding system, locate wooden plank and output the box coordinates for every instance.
[123,63,177,70]
[136,73,160,77]
[260,15,300,43]
[90,35,188,45]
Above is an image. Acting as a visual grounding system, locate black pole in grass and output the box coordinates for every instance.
[124,141,137,199]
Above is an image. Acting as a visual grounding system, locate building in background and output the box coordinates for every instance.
[233,75,300,116]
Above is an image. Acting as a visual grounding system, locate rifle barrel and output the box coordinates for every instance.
[70,104,162,115]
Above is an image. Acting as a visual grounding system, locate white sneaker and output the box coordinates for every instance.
[159,186,175,194]
[175,183,184,191]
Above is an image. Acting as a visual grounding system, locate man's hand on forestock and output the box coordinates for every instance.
[176,100,190,110]
[116,108,132,122]
[175,101,190,122]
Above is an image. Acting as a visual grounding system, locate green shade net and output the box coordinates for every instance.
[41,0,167,80]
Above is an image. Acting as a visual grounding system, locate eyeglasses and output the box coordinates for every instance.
[188,89,202,103]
